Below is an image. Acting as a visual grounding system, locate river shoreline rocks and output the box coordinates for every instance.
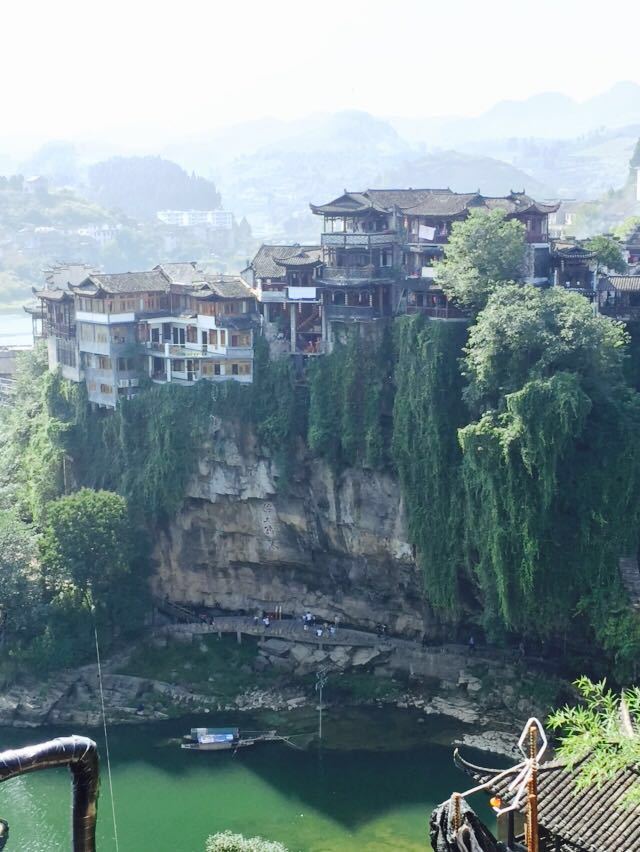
[0,631,555,761]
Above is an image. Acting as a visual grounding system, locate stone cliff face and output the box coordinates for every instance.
[152,418,429,635]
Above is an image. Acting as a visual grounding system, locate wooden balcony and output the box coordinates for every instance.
[321,266,395,283]
[321,232,396,249]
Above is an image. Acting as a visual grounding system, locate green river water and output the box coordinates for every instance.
[0,709,497,852]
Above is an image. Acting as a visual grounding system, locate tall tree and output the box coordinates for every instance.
[39,488,132,610]
[436,209,526,312]
[585,235,627,273]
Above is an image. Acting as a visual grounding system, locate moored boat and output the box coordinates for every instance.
[181,727,278,751]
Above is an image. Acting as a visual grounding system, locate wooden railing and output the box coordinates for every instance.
[321,266,395,282]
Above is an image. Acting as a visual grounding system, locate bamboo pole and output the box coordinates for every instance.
[527,724,539,852]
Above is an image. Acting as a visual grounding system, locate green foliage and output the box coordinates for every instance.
[75,380,216,523]
[392,316,467,612]
[584,235,627,273]
[436,209,526,312]
[308,328,392,469]
[547,677,640,809]
[206,832,288,852]
[459,286,640,649]
[462,285,627,414]
[39,488,131,602]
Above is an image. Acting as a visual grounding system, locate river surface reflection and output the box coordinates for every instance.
[0,708,498,851]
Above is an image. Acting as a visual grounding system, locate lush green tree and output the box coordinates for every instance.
[39,489,132,609]
[548,677,640,809]
[206,833,288,852]
[462,285,628,413]
[436,209,526,312]
[584,235,627,273]
[459,286,640,641]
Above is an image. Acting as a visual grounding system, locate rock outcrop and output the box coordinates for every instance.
[152,419,430,635]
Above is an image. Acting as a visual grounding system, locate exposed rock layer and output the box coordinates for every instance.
[152,420,430,635]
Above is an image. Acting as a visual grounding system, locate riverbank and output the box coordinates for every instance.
[0,630,567,758]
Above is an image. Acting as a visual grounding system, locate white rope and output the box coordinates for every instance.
[93,624,120,852]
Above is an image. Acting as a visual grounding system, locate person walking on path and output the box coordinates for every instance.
[468,635,476,654]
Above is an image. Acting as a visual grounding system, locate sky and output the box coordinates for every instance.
[3,0,640,150]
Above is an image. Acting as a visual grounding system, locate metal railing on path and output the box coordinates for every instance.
[152,600,518,664]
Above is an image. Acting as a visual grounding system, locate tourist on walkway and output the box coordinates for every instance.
[468,635,476,654]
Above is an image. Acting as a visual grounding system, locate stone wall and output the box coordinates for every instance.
[151,419,432,635]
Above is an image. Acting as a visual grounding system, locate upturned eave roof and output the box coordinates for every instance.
[454,749,640,852]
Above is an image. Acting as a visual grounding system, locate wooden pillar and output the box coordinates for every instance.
[289,302,297,353]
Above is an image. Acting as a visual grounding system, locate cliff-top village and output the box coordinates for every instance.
[30,186,640,409]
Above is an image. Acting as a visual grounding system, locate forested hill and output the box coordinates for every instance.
[88,156,221,219]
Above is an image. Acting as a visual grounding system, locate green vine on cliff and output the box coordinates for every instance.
[391,316,468,614]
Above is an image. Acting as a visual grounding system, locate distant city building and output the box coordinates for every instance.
[156,210,234,230]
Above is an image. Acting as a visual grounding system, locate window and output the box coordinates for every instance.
[98,355,112,370]
[100,383,113,394]
[231,363,239,375]
[187,325,197,343]
[173,359,185,372]
[151,327,160,343]
[96,327,108,343]
[214,364,221,375]
[117,357,135,372]
[56,339,77,367]
[238,363,251,375]
[209,329,218,346]
[220,330,226,346]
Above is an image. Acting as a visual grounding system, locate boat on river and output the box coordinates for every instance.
[181,726,279,751]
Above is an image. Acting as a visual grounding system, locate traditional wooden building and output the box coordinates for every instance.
[310,188,559,330]
[139,272,257,385]
[35,263,258,408]
[598,275,640,322]
[550,243,597,297]
[244,244,324,355]
[450,748,640,852]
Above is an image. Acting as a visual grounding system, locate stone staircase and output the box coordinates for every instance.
[619,556,640,611]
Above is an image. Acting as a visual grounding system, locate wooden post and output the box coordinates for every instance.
[451,793,461,834]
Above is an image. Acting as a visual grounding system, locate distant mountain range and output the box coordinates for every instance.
[390,81,640,145]
[8,82,640,242]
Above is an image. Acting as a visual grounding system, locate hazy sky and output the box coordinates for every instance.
[4,0,640,147]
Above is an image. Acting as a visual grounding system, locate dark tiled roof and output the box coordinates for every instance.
[551,242,597,260]
[367,188,452,208]
[195,274,254,300]
[155,262,202,285]
[250,244,321,278]
[454,750,640,852]
[274,248,322,268]
[33,288,73,302]
[604,275,640,292]
[73,270,171,295]
[403,193,482,217]
[311,188,559,217]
